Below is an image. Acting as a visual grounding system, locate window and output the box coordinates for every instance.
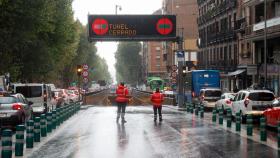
[248,92,275,101]
[16,86,42,98]
[0,97,17,104]
[204,90,222,97]
[241,93,246,100]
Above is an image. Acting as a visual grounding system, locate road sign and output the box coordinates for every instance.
[177,51,185,58]
[82,71,89,77]
[88,15,176,41]
[92,18,109,35]
[171,78,177,84]
[83,64,89,70]
[171,65,177,71]
[83,78,89,83]
[156,18,173,35]
[171,72,177,77]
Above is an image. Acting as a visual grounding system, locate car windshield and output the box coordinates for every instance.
[227,94,236,99]
[204,90,222,97]
[0,97,17,104]
[248,92,275,101]
[16,86,42,98]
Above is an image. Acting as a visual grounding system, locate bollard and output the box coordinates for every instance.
[15,125,25,156]
[52,110,57,129]
[40,114,47,137]
[195,105,199,116]
[236,112,241,132]
[47,112,53,133]
[190,105,194,113]
[226,109,232,128]
[219,108,223,125]
[2,129,12,158]
[247,114,253,136]
[260,117,267,141]
[200,105,204,118]
[186,103,190,112]
[56,108,60,126]
[34,117,41,142]
[212,109,217,122]
[26,120,34,148]
[278,121,280,148]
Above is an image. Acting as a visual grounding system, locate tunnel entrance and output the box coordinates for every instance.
[84,89,176,106]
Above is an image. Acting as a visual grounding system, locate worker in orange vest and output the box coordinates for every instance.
[150,88,164,122]
[115,82,129,123]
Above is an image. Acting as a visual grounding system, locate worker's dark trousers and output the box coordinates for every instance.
[153,106,162,121]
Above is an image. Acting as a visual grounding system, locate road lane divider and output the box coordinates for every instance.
[227,109,232,128]
[219,108,223,125]
[40,114,47,137]
[47,112,53,133]
[34,117,41,142]
[26,120,34,148]
[236,112,241,132]
[260,117,267,141]
[2,129,12,158]
[247,114,253,136]
[15,124,25,156]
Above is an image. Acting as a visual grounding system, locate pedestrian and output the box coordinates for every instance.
[115,82,129,123]
[151,88,164,122]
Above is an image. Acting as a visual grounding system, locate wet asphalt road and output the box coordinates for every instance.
[27,106,280,158]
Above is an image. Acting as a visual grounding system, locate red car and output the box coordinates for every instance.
[263,98,280,127]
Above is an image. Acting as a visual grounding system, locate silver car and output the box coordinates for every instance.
[0,93,33,129]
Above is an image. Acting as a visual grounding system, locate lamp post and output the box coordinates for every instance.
[264,0,267,88]
[77,65,82,101]
[115,5,122,15]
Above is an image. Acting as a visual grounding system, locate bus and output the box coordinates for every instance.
[147,77,164,91]
[185,70,220,103]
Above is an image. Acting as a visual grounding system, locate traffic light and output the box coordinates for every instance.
[77,65,82,76]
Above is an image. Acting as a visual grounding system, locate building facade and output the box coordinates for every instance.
[237,0,280,95]
[197,0,240,91]
[162,0,199,81]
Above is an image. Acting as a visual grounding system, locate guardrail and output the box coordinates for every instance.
[0,102,81,158]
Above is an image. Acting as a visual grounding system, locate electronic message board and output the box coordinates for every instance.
[88,15,176,41]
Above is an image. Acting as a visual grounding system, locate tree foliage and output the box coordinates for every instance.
[115,42,143,86]
[0,0,111,87]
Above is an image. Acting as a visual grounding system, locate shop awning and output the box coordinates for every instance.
[227,69,246,76]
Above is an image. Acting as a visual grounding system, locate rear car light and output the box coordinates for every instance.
[192,92,195,97]
[244,97,250,108]
[201,96,205,101]
[226,99,231,105]
[12,104,22,110]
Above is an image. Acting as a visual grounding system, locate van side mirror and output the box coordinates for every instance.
[28,101,33,105]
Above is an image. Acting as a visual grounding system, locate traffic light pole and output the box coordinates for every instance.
[177,36,185,109]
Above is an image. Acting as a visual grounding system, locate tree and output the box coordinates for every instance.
[115,42,143,86]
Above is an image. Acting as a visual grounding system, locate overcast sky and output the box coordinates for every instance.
[72,0,163,83]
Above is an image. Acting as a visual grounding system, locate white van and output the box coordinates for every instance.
[12,83,52,114]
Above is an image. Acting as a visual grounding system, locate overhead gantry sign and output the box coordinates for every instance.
[88,15,176,41]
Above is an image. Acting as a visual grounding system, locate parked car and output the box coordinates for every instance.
[199,88,222,109]
[59,89,70,105]
[67,90,79,103]
[231,89,275,122]
[52,90,65,108]
[0,93,33,129]
[215,93,236,112]
[263,107,280,127]
[12,83,52,115]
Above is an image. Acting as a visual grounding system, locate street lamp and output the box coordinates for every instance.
[76,65,82,101]
[115,5,122,15]
[264,0,267,88]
